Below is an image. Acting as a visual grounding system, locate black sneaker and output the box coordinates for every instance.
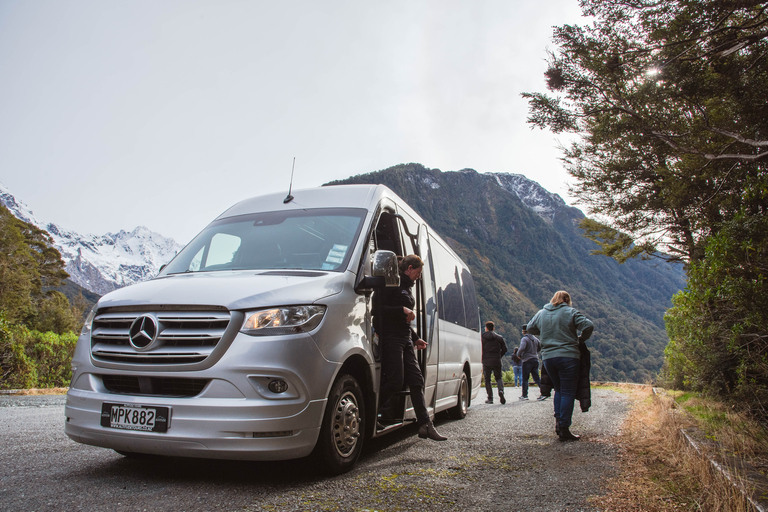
[519,396,529,401]
[499,393,506,404]
[485,398,493,404]
[536,395,549,401]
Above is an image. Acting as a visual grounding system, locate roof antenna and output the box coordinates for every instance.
[283,157,295,204]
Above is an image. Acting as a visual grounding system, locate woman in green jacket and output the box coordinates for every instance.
[526,290,594,441]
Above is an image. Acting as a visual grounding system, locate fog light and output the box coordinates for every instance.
[268,379,289,393]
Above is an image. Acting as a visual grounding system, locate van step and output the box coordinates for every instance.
[375,417,417,432]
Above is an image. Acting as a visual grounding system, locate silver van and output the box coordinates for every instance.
[65,184,482,473]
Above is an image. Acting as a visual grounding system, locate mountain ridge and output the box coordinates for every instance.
[0,182,182,295]
[328,163,686,382]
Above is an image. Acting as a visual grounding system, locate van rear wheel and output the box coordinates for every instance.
[312,373,365,474]
[447,372,469,419]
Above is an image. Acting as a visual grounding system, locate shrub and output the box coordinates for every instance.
[662,215,768,424]
[0,312,77,390]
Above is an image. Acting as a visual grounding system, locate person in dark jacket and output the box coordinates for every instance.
[481,321,508,404]
[518,325,542,400]
[372,254,446,441]
[526,290,594,442]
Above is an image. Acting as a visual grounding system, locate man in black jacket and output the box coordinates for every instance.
[481,321,508,404]
[373,254,447,441]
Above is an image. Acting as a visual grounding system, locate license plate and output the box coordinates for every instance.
[100,403,170,433]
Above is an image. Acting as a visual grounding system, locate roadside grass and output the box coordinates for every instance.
[3,387,69,395]
[591,384,765,512]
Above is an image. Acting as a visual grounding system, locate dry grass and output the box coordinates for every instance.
[591,385,759,512]
[672,391,768,463]
[8,387,69,395]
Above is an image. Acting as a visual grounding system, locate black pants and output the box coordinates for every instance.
[483,364,504,400]
[379,332,430,426]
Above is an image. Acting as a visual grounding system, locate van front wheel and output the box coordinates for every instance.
[313,373,365,474]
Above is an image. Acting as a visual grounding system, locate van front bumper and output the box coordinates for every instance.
[64,388,326,460]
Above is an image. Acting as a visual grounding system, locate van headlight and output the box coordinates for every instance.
[241,305,326,336]
[80,307,97,335]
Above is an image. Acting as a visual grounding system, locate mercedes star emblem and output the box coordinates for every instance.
[129,315,158,349]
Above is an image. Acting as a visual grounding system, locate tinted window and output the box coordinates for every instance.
[461,267,480,331]
[432,240,466,326]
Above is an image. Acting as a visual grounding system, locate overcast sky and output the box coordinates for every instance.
[0,0,585,244]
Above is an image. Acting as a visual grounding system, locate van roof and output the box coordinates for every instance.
[215,184,394,220]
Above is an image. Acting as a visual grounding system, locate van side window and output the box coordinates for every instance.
[432,240,466,326]
[374,212,402,255]
[461,268,480,331]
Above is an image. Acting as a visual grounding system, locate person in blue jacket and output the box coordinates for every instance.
[526,290,594,441]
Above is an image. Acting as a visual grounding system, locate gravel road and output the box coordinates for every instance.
[0,387,629,512]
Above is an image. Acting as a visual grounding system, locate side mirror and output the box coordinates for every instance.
[372,250,400,287]
[358,250,400,289]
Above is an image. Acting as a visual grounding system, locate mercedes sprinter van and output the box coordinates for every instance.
[65,184,482,473]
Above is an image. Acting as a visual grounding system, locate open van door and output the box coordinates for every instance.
[417,225,439,410]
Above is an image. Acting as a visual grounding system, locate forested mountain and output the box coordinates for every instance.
[329,163,686,383]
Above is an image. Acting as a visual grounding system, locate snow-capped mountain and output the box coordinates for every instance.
[0,182,182,296]
[487,171,568,223]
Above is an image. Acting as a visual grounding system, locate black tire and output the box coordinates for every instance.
[447,372,469,419]
[312,373,365,475]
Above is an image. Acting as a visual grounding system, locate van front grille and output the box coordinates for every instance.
[90,309,231,365]
[101,375,209,397]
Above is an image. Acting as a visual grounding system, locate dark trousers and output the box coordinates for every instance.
[521,359,541,398]
[483,364,504,400]
[543,357,580,429]
[379,332,430,426]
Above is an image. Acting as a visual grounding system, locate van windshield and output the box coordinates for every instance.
[160,208,368,274]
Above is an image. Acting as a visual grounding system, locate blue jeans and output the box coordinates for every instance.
[521,359,541,398]
[512,366,522,386]
[543,357,580,429]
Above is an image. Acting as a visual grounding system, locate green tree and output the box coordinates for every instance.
[525,0,768,421]
[524,0,768,264]
[0,205,74,333]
